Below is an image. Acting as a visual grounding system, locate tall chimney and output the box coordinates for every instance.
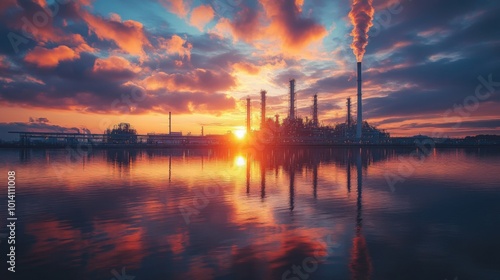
[169,112,172,135]
[356,62,362,139]
[312,94,318,126]
[246,97,251,134]
[261,90,266,130]
[289,79,295,120]
[347,97,351,127]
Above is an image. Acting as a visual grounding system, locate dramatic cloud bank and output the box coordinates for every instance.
[0,0,498,137]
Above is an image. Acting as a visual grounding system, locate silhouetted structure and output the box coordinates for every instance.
[169,112,172,135]
[106,123,137,144]
[356,62,363,139]
[247,97,251,134]
[289,79,296,120]
[312,94,319,127]
[261,90,267,130]
[347,97,352,127]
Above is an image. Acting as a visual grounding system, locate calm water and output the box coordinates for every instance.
[0,147,499,280]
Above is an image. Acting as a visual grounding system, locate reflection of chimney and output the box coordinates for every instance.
[261,90,266,130]
[246,154,250,194]
[169,112,172,134]
[349,148,372,279]
[347,154,351,193]
[289,169,295,211]
[289,79,296,119]
[356,62,362,139]
[246,97,251,134]
[313,163,318,198]
[313,94,318,126]
[261,163,266,199]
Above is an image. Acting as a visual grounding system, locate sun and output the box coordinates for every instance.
[234,129,246,140]
[234,155,246,166]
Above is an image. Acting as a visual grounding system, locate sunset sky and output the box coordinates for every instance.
[0,0,499,140]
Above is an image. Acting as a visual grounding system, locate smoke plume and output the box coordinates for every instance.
[349,0,374,62]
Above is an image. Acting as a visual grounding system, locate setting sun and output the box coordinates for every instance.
[234,129,247,140]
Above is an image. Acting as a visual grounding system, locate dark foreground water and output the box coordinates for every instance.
[0,147,499,280]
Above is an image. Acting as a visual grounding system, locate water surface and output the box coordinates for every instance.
[0,147,499,280]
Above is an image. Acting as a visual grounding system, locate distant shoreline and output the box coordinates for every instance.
[1,143,500,149]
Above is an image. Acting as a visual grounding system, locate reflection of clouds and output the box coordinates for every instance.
[25,219,145,272]
[14,148,498,279]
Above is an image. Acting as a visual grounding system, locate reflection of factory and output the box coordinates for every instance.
[254,73,390,144]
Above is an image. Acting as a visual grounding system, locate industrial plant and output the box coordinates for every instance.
[6,62,500,147]
[251,63,389,145]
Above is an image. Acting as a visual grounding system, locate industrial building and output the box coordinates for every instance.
[251,63,389,144]
[8,63,391,147]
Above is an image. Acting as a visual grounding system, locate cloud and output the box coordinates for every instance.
[29,117,49,123]
[214,1,327,54]
[214,6,262,42]
[24,45,79,67]
[80,10,151,57]
[159,35,193,60]
[233,62,260,75]
[190,4,214,31]
[259,0,328,53]
[143,69,236,92]
[160,0,190,18]
[1,0,95,55]
[142,90,237,115]
[1,0,499,137]
[93,56,141,77]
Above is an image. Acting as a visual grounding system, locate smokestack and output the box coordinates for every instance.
[246,97,251,134]
[347,97,352,127]
[289,79,295,120]
[349,0,375,62]
[312,94,318,126]
[356,62,362,139]
[261,90,266,130]
[169,112,172,135]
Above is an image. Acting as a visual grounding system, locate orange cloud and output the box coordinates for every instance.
[24,45,79,67]
[143,69,236,92]
[80,11,151,57]
[159,35,193,60]
[8,10,94,53]
[296,0,304,12]
[259,0,328,53]
[93,56,141,73]
[214,1,327,55]
[233,62,260,75]
[213,7,262,43]
[160,0,190,18]
[190,4,215,31]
